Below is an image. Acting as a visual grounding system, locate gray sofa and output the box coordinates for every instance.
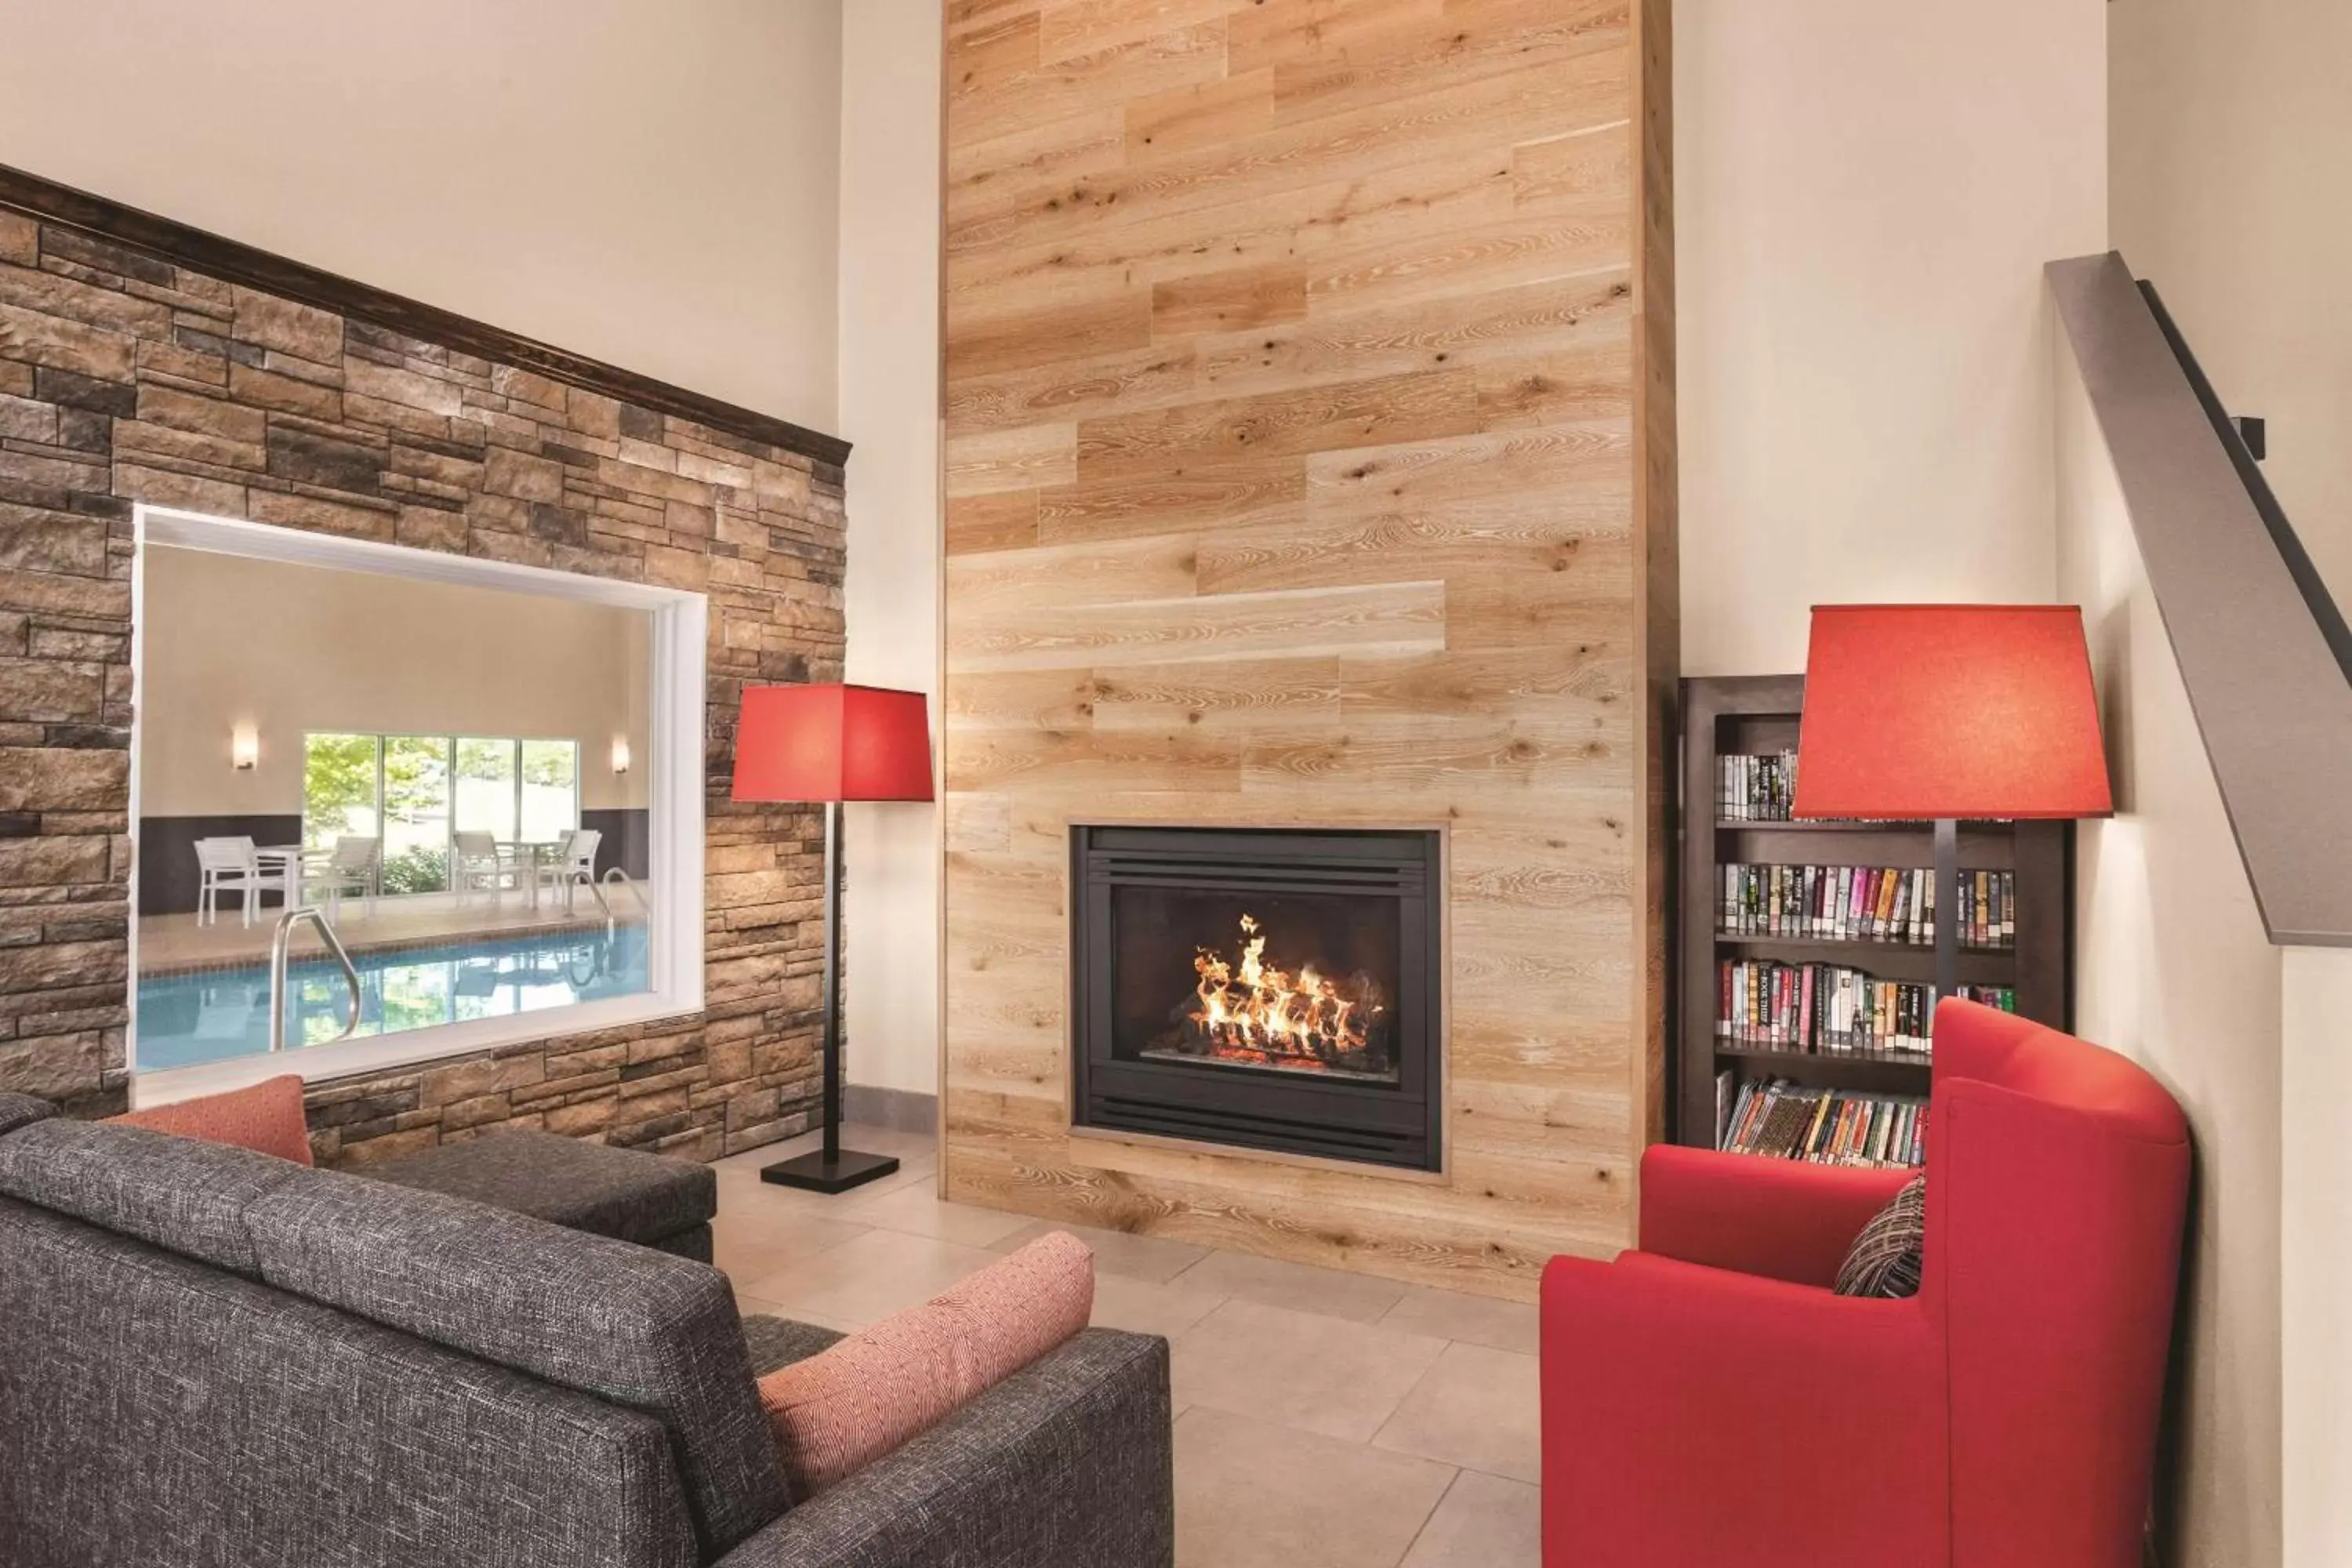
[0,1093,1174,1568]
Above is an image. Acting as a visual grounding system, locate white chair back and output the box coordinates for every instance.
[194,837,257,873]
[331,836,380,870]
[565,829,601,872]
[453,830,498,862]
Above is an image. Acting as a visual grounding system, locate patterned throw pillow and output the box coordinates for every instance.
[1835,1174,1926,1298]
[107,1074,314,1166]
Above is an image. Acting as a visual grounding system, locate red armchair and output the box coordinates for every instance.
[1541,1000,2190,1566]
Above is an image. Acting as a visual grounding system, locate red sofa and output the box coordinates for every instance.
[1541,1000,2190,1566]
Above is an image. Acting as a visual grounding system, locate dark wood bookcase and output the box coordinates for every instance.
[1675,676,2071,1150]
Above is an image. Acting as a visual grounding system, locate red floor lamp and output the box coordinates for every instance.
[731,682,935,1194]
[1791,604,2112,1000]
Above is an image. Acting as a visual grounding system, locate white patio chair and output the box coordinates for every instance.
[451,831,512,905]
[303,836,380,920]
[193,837,288,928]
[535,828,602,912]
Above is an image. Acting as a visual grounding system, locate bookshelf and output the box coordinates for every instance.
[1676,675,2071,1154]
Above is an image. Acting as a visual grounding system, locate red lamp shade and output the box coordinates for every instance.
[731,684,935,804]
[1792,604,2112,821]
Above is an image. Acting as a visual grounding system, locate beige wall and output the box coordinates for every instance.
[836,0,943,1101]
[2056,337,2283,1567]
[0,0,845,431]
[1676,0,2107,674]
[2112,0,2352,612]
[2278,946,2352,1567]
[140,545,650,818]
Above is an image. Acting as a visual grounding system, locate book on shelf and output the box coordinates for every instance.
[1719,1077,1927,1168]
[1715,960,2016,1056]
[1718,862,2016,949]
[1719,750,1798,821]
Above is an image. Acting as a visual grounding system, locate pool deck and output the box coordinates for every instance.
[137,887,643,976]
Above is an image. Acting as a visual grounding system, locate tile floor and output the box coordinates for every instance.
[138,886,636,970]
[713,1123,1542,1568]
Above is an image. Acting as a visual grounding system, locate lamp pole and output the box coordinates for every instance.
[761,797,902,1193]
[1933,817,1959,1005]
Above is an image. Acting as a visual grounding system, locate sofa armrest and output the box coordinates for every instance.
[1541,1251,1947,1567]
[1638,1144,1912,1287]
[714,1328,1173,1568]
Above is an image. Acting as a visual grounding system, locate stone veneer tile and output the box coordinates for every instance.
[0,219,844,1140]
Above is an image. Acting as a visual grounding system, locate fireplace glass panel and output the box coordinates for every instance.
[1109,884,1403,1085]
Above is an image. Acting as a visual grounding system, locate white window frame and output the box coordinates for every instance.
[128,504,706,1108]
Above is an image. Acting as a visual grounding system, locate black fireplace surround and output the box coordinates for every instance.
[1070,826,1443,1171]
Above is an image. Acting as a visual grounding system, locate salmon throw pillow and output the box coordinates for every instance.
[109,1074,314,1167]
[755,1230,1095,1496]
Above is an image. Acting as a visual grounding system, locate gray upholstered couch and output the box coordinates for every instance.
[0,1093,1174,1568]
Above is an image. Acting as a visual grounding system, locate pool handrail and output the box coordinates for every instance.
[268,906,362,1052]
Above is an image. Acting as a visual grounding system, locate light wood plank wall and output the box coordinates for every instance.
[939,0,1676,1301]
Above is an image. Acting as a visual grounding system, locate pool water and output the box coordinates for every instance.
[135,926,652,1071]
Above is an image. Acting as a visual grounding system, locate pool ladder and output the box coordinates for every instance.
[586,867,648,943]
[268,907,362,1052]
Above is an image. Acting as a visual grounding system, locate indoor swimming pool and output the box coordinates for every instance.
[133,925,652,1070]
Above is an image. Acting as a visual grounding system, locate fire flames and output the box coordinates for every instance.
[1187,913,1372,1072]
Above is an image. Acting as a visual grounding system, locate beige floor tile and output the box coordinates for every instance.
[1090,1271,1229,1341]
[713,1153,938,1215]
[1399,1469,1542,1568]
[737,1227,1000,1328]
[1380,1284,1542,1356]
[1372,1342,1541,1483]
[833,1183,1034,1247]
[708,1210,868,1287]
[1171,1248,1409,1325]
[1173,1298,1446,1443]
[713,1122,937,1173]
[1174,1406,1454,1568]
[990,1218,1210,1284]
[731,1293,859,1337]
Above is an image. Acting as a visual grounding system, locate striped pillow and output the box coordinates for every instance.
[1835,1174,1926,1298]
[757,1230,1094,1497]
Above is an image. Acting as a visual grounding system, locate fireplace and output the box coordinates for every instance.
[1070,826,1442,1171]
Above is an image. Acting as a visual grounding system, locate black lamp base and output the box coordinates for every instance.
[759,1148,902,1195]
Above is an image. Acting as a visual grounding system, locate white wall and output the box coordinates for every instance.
[140,546,651,816]
[1676,0,2107,674]
[836,1,943,1100]
[2055,337,2283,1568]
[2111,0,2352,614]
[0,0,844,431]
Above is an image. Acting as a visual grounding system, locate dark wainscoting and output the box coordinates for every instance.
[137,815,304,917]
[579,809,651,882]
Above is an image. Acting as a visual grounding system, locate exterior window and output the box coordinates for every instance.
[303,733,581,890]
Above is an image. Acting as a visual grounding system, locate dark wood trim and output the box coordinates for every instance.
[0,162,851,470]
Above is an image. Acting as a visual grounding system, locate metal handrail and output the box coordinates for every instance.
[268,906,362,1052]
[584,867,648,943]
[601,866,648,911]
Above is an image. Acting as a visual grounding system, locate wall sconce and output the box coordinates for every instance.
[611,737,631,775]
[230,726,258,771]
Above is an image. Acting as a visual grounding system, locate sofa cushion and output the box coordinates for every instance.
[363,1127,714,1246]
[756,1231,1095,1497]
[241,1166,787,1558]
[107,1074,314,1166]
[0,1116,304,1276]
[0,1093,56,1138]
